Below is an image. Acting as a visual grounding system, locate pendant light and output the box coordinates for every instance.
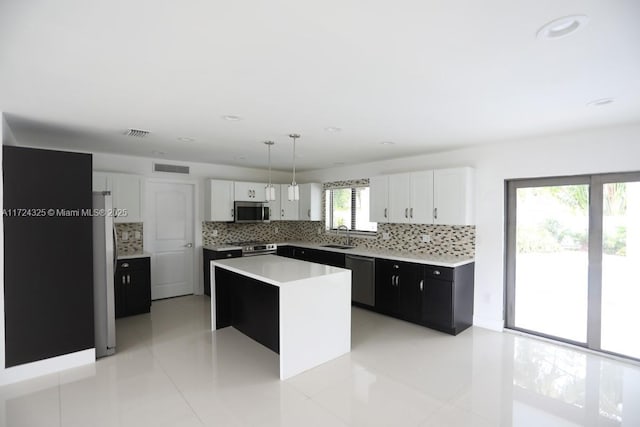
[287,134,300,201]
[264,141,276,201]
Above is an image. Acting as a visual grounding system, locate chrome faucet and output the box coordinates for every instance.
[337,225,352,246]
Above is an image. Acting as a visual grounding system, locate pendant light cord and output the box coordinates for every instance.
[292,136,297,186]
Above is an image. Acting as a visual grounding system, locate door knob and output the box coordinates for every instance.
[185,243,193,248]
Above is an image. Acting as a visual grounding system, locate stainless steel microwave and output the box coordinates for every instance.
[234,201,270,223]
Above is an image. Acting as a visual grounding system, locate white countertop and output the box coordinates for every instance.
[279,242,474,268]
[117,251,152,260]
[211,255,348,288]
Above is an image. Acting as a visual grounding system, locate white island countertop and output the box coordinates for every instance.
[211,254,347,287]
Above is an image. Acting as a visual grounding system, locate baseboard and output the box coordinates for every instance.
[473,315,504,332]
[0,348,95,386]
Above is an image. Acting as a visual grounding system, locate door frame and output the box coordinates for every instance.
[144,178,202,295]
[505,171,640,360]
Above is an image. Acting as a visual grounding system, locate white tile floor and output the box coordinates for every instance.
[2,295,640,426]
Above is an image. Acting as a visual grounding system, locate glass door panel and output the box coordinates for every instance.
[601,181,640,359]
[514,185,589,343]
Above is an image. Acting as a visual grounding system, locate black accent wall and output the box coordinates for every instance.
[3,146,94,368]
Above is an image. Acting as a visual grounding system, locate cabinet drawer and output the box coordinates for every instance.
[212,249,242,260]
[117,257,150,271]
[423,265,453,281]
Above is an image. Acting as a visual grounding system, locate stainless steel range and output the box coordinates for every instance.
[226,241,277,257]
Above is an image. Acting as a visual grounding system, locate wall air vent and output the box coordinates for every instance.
[124,128,150,138]
[153,163,190,174]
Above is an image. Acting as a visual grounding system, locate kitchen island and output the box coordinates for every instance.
[210,255,351,380]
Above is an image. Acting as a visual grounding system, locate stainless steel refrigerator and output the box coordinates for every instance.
[93,191,116,358]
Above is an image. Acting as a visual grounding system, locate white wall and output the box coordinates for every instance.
[1,113,5,373]
[299,122,640,330]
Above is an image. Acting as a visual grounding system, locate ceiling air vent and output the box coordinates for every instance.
[154,163,190,174]
[124,128,150,138]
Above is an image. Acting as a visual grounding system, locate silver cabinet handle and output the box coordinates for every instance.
[419,279,424,292]
[281,209,284,217]
[410,208,413,218]
[395,276,399,287]
[127,274,131,285]
[405,208,408,218]
[308,209,311,218]
[231,208,234,218]
[384,208,387,218]
[226,253,232,257]
[121,262,129,268]
[185,243,193,248]
[122,275,125,285]
[433,270,441,276]
[393,264,400,269]
[391,275,395,287]
[434,207,438,219]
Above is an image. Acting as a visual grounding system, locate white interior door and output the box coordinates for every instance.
[146,182,194,300]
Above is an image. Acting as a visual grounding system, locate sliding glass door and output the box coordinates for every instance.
[506,172,640,360]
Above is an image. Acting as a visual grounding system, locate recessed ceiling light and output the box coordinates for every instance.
[222,115,243,121]
[536,15,589,40]
[324,127,342,133]
[587,98,615,107]
[177,137,195,142]
[380,141,396,145]
[152,150,167,156]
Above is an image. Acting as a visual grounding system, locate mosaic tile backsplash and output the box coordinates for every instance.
[115,223,143,254]
[202,221,475,257]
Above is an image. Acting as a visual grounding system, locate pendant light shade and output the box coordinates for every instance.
[264,141,276,201]
[288,134,300,201]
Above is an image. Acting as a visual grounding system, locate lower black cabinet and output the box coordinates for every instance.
[421,263,474,335]
[375,259,421,322]
[278,245,346,268]
[115,257,151,318]
[203,248,242,296]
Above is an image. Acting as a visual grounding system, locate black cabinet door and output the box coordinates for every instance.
[115,258,151,317]
[204,249,242,296]
[292,246,311,261]
[422,276,454,330]
[114,271,127,318]
[314,249,346,268]
[126,267,152,315]
[276,246,294,258]
[375,259,400,315]
[397,263,422,323]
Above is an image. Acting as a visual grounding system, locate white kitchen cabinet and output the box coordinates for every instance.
[409,170,434,224]
[298,183,322,221]
[372,168,472,225]
[234,181,266,202]
[205,180,234,222]
[111,173,144,223]
[92,172,110,192]
[266,185,281,221]
[280,184,299,220]
[388,173,412,223]
[93,172,143,223]
[433,167,474,225]
[369,175,390,223]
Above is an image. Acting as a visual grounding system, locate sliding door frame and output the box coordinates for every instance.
[505,175,591,348]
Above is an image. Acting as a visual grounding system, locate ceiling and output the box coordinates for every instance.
[1,0,639,171]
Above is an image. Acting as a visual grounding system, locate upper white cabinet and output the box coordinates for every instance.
[388,171,433,224]
[92,172,144,223]
[299,183,322,221]
[111,173,144,223]
[369,167,474,226]
[280,184,299,220]
[234,182,266,202]
[369,175,389,223]
[266,185,281,221]
[205,180,234,222]
[433,167,474,225]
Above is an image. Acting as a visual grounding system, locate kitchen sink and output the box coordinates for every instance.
[321,244,355,250]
